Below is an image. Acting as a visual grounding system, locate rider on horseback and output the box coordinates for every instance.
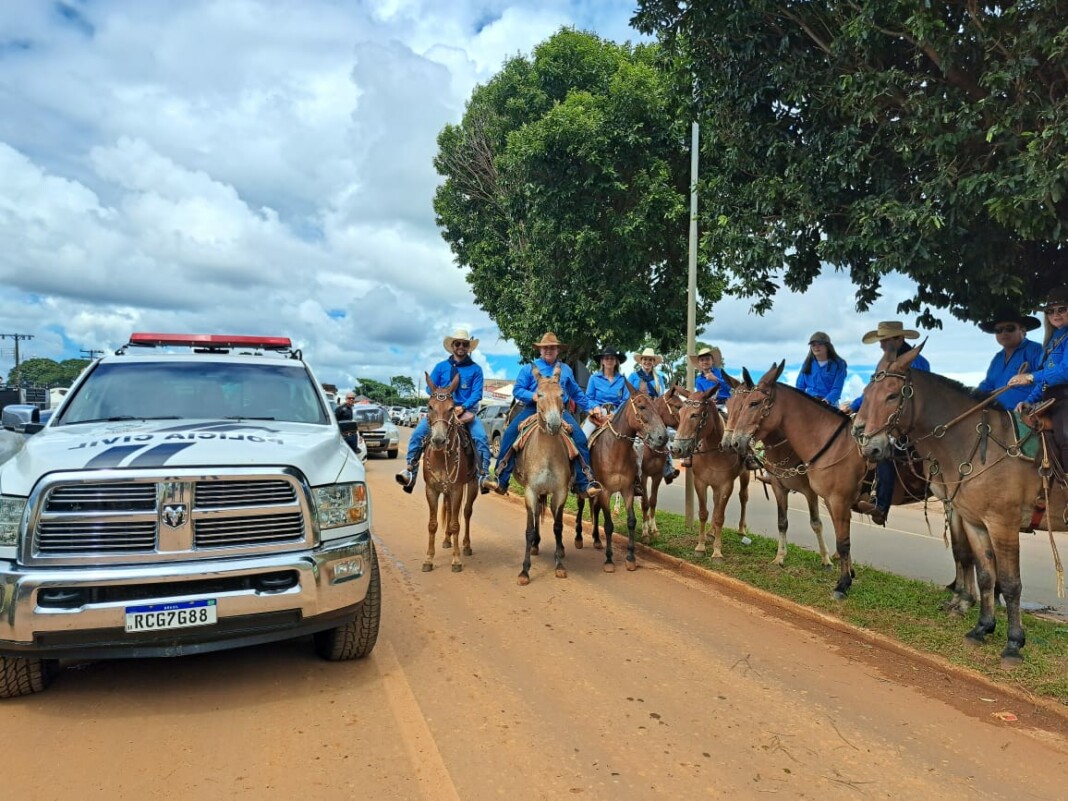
[481,333,603,499]
[629,348,681,482]
[396,327,491,494]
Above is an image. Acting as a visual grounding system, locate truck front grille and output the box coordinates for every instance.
[28,470,313,565]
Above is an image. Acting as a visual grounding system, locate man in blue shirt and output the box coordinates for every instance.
[396,328,491,493]
[482,333,602,498]
[975,310,1043,410]
[843,321,930,526]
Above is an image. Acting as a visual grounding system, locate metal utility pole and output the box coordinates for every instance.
[684,120,699,528]
[80,348,104,361]
[0,333,34,381]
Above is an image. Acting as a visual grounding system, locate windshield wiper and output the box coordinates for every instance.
[68,415,183,424]
[223,416,277,421]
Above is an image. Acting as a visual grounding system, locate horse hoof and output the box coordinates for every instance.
[421,563,433,572]
[771,559,785,567]
[530,546,539,556]
[463,546,472,556]
[593,540,603,551]
[964,633,985,647]
[625,560,637,572]
[711,555,725,562]
[555,568,567,579]
[517,574,530,586]
[1000,653,1023,669]
[694,547,706,556]
[603,562,615,573]
[442,538,452,549]
[574,539,583,549]
[831,591,847,601]
[451,564,463,573]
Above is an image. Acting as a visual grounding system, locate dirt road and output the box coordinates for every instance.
[6,453,1068,800]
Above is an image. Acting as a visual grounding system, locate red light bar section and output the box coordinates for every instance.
[129,333,292,349]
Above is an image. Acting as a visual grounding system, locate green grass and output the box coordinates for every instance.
[558,490,1068,705]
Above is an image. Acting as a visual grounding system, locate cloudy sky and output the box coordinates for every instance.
[0,0,1016,406]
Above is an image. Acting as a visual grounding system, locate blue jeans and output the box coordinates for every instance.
[875,460,895,514]
[493,406,592,491]
[406,417,490,474]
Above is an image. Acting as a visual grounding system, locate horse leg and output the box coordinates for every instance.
[446,491,463,573]
[601,495,616,572]
[591,497,604,550]
[647,477,662,540]
[944,510,977,616]
[771,480,790,566]
[625,491,638,570]
[423,490,439,572]
[959,518,998,645]
[991,523,1025,665]
[531,495,544,556]
[441,489,452,550]
[804,486,831,568]
[710,480,732,561]
[462,480,475,557]
[734,469,749,537]
[575,495,585,549]
[553,493,568,579]
[827,499,854,599]
[519,494,538,586]
[694,483,710,556]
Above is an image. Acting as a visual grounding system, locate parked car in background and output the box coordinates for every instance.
[351,404,400,458]
[387,406,405,425]
[477,402,512,457]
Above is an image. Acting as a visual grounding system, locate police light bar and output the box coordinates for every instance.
[128,333,293,350]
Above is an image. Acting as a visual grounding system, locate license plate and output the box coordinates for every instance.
[125,599,218,633]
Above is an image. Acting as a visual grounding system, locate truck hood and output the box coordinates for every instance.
[0,419,359,496]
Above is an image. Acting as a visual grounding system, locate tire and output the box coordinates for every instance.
[314,544,381,661]
[387,448,398,459]
[0,655,58,699]
[491,433,501,458]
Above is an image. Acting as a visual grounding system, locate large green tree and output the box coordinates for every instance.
[633,1,1068,325]
[8,357,90,387]
[434,28,724,360]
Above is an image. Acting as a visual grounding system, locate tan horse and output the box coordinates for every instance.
[638,386,682,543]
[514,364,573,585]
[852,345,1067,665]
[421,372,478,573]
[670,386,750,559]
[577,382,668,571]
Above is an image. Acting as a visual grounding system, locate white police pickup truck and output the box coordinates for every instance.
[0,333,380,697]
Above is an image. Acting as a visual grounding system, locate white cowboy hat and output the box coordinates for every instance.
[861,320,920,345]
[443,328,479,351]
[687,346,716,368]
[632,347,663,366]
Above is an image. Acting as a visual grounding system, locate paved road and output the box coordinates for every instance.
[643,469,1068,617]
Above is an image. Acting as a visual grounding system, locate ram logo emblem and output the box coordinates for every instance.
[162,504,187,528]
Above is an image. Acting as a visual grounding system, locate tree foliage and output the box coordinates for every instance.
[354,377,394,406]
[434,28,725,360]
[633,1,1068,325]
[7,357,90,387]
[390,375,416,401]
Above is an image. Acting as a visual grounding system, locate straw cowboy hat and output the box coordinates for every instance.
[591,344,626,363]
[443,327,479,351]
[533,332,565,348]
[687,346,716,368]
[861,320,920,345]
[632,347,663,366]
[977,310,1040,334]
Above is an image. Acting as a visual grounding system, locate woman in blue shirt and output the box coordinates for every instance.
[795,331,847,406]
[582,345,629,436]
[1008,286,1068,470]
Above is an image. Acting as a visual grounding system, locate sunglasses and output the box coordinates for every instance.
[809,340,828,346]
[1044,305,1068,315]
[451,340,470,347]
[992,324,1018,334]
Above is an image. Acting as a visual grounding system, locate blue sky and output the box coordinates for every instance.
[0,0,1009,405]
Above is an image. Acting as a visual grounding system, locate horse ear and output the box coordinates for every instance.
[532,364,543,380]
[424,371,434,392]
[665,384,676,399]
[893,343,924,371]
[622,379,634,397]
[772,359,785,383]
[742,367,754,388]
[675,385,690,400]
[723,372,741,389]
[448,372,460,393]
[553,363,562,379]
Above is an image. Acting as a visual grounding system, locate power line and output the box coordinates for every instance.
[80,348,104,360]
[0,333,34,375]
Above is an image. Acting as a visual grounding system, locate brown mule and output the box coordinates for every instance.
[421,372,478,573]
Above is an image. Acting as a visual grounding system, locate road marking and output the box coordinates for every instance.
[376,639,462,801]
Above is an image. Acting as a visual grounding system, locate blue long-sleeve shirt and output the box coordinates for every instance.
[1026,326,1068,404]
[850,347,930,413]
[585,372,629,407]
[628,368,667,398]
[696,367,731,403]
[976,339,1043,409]
[514,358,594,412]
[428,356,483,413]
[795,357,847,405]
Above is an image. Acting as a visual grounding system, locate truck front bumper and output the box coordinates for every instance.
[0,533,374,659]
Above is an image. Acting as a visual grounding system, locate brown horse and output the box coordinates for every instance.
[637,385,682,543]
[852,345,1067,664]
[576,382,669,571]
[514,364,573,585]
[670,386,750,559]
[723,362,870,597]
[421,372,478,573]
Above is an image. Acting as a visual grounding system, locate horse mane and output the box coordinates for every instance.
[914,369,992,403]
[775,382,853,420]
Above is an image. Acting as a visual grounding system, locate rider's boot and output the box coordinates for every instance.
[479,464,492,495]
[395,463,418,494]
[574,462,602,500]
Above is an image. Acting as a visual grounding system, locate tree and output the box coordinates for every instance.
[8,357,90,387]
[633,1,1068,325]
[390,375,416,403]
[434,28,726,361]
[354,378,394,407]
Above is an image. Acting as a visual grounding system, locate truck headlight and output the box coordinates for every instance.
[314,482,368,530]
[0,495,27,546]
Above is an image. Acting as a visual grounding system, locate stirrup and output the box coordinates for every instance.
[664,468,680,485]
[578,481,602,500]
[633,481,645,498]
[482,476,506,495]
[395,469,417,494]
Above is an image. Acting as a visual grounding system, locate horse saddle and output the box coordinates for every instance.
[1018,397,1056,432]
[515,415,581,460]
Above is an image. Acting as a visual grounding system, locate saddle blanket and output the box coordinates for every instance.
[516,415,581,460]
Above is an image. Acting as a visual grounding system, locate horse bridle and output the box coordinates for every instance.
[605,395,659,446]
[855,369,914,445]
[676,394,717,454]
[426,390,464,486]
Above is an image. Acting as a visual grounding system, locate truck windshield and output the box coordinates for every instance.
[57,361,330,426]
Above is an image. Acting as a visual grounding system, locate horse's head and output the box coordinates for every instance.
[724,361,784,455]
[670,385,720,458]
[532,363,564,435]
[425,370,460,450]
[619,380,668,448]
[851,344,924,461]
[653,384,682,430]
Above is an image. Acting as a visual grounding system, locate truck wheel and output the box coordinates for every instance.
[387,448,398,459]
[491,434,501,458]
[315,544,381,661]
[0,655,58,698]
